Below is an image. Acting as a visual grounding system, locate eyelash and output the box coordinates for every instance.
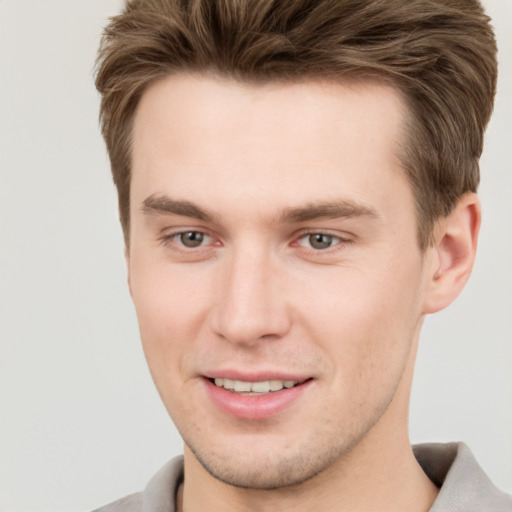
[159,230,216,250]
[293,231,351,251]
[159,229,352,254]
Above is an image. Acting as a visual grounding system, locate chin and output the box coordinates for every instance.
[183,429,360,490]
[196,448,339,489]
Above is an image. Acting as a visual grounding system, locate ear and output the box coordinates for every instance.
[124,245,133,299]
[422,193,481,314]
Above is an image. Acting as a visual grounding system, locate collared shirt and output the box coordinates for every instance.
[93,442,512,511]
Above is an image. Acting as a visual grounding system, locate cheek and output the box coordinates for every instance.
[129,258,213,380]
[130,271,212,420]
[297,260,423,384]
[131,251,211,327]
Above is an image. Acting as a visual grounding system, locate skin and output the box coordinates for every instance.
[127,74,480,511]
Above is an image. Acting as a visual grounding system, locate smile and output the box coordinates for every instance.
[212,378,301,394]
[204,376,313,420]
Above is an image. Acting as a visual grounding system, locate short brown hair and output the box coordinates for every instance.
[95,0,497,249]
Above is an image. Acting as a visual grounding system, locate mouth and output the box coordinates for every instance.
[203,376,313,420]
[209,377,306,395]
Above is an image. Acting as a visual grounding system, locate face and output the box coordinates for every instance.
[128,75,432,488]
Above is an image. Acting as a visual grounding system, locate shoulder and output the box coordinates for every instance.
[92,492,143,512]
[414,442,512,511]
[91,456,184,512]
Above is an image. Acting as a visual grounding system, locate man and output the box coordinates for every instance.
[93,0,511,510]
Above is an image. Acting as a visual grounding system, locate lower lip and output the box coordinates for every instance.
[203,378,312,420]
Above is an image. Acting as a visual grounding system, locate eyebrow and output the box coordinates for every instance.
[141,194,379,224]
[142,195,215,222]
[280,200,379,223]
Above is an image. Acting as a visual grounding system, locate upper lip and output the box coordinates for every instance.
[202,369,312,382]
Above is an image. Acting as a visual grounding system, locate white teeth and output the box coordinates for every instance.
[213,378,300,393]
[233,380,252,392]
[251,381,270,393]
[269,380,283,391]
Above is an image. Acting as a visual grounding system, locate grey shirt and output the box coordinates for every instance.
[93,442,512,511]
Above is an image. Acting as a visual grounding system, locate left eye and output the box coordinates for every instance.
[174,231,211,248]
[297,233,342,250]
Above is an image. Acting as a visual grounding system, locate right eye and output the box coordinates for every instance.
[298,233,341,250]
[172,231,212,248]
[295,232,345,251]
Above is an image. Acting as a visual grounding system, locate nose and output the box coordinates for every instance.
[210,248,291,346]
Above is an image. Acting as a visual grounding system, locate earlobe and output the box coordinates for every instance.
[422,193,481,314]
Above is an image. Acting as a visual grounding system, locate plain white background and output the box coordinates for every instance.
[0,1,510,510]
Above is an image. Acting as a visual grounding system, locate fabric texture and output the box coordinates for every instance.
[93,442,512,511]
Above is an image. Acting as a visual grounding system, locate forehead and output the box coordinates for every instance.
[130,74,410,221]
